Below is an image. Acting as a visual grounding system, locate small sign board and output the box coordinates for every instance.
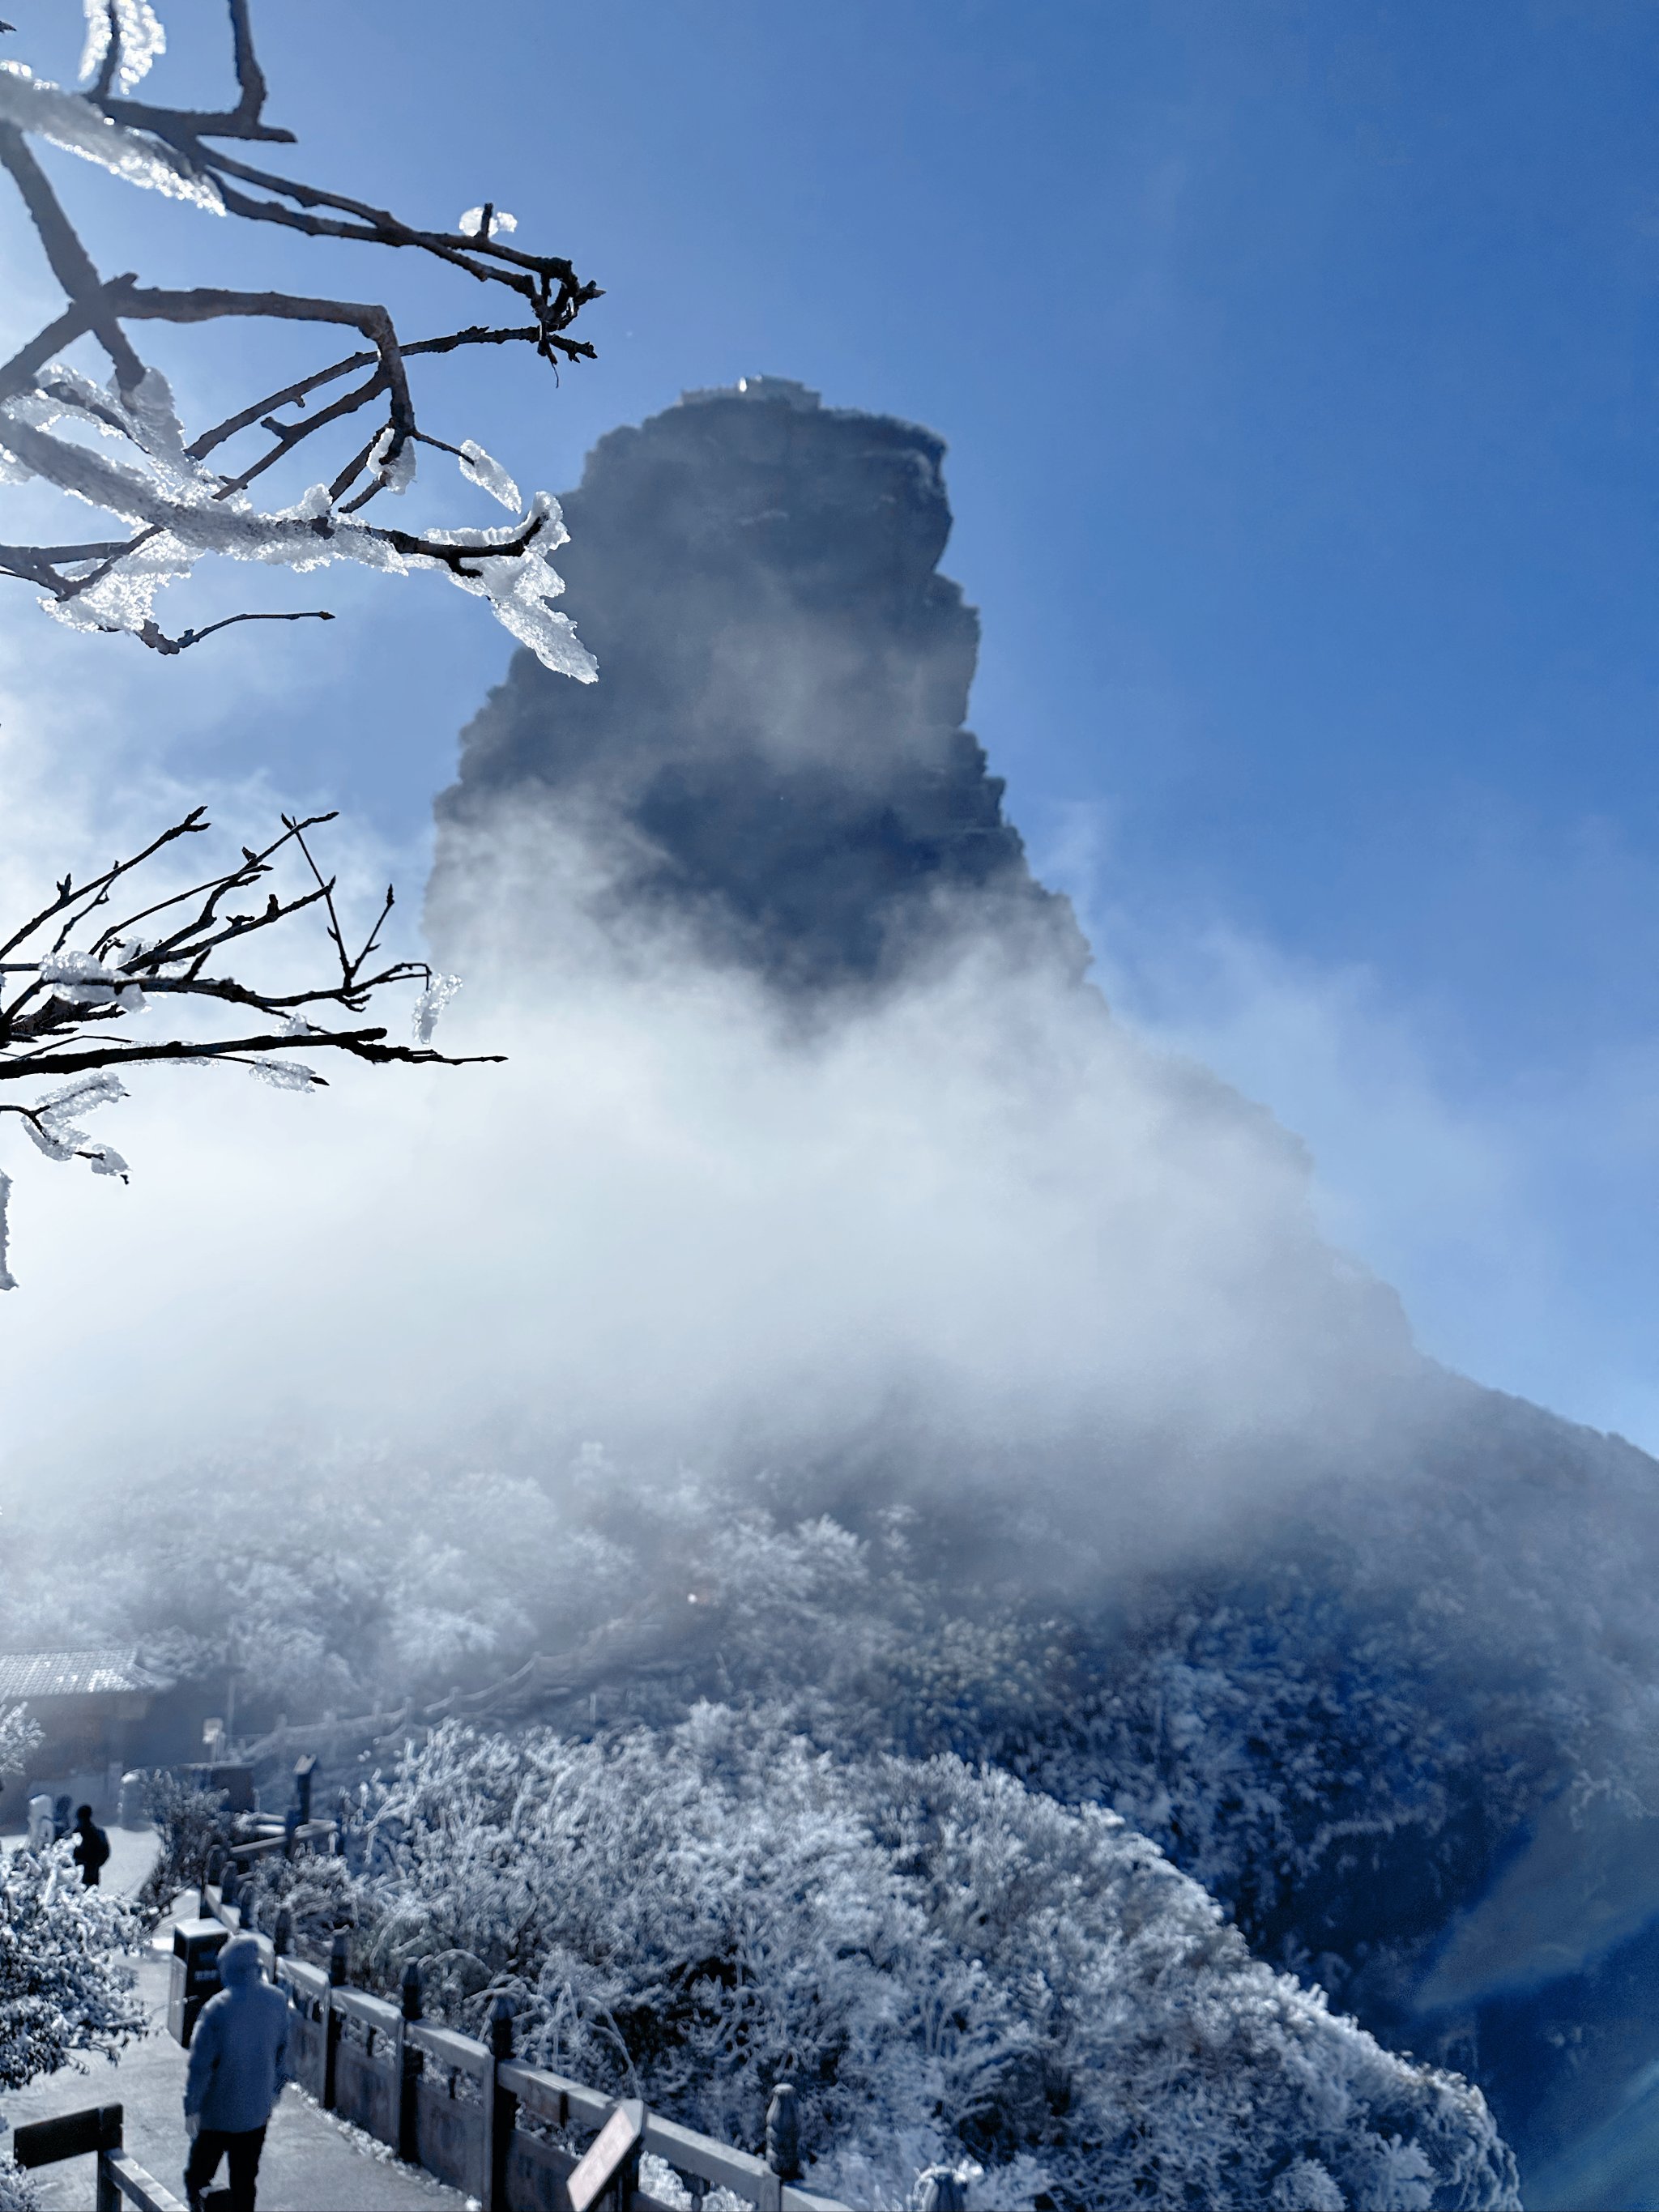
[566,2098,645,2212]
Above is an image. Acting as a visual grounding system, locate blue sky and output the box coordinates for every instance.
[5,0,1659,1443]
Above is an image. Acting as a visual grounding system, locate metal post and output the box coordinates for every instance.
[397,1961,423,2163]
[322,1929,348,2110]
[92,2106,123,2212]
[620,2129,643,2212]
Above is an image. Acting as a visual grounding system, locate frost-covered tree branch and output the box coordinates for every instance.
[0,0,600,676]
[0,803,499,1289]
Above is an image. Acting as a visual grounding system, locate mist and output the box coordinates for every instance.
[0,381,1457,1575]
[0,778,1423,1564]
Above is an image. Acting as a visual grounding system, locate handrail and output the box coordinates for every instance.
[103,2148,188,2212]
[262,1951,850,2210]
[328,1985,400,2034]
[279,1955,328,2001]
[227,1819,335,1860]
[641,2112,847,2210]
[403,2017,492,2073]
[497,2056,613,2132]
[10,2105,186,2212]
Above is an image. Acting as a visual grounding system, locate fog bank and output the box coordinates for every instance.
[0,846,1424,1560]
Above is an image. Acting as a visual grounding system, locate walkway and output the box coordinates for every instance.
[2,1830,473,2211]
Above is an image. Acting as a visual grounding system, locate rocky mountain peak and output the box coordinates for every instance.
[427,381,1087,991]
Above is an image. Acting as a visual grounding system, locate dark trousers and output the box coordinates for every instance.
[185,2122,267,2210]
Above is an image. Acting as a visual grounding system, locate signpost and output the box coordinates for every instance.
[566,2097,645,2212]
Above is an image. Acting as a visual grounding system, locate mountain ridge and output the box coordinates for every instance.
[425,377,1659,2206]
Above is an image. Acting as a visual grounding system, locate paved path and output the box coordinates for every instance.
[2,1833,474,2211]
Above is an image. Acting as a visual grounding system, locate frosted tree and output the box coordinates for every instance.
[0,1848,145,2092]
[0,1845,147,2212]
[249,1709,1519,2210]
[0,0,600,674]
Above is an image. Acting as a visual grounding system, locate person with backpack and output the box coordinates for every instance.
[182,1933,291,2212]
[71,1804,110,1887]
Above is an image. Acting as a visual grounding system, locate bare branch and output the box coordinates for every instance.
[140,607,335,655]
[0,809,209,964]
[0,805,497,1282]
[212,364,388,498]
[6,1027,500,1081]
[0,296,111,409]
[225,0,272,130]
[186,325,543,469]
[0,124,144,389]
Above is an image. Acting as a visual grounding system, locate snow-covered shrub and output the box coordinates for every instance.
[319,1711,1516,2211]
[135,1773,233,1923]
[237,1849,362,1959]
[0,1759,135,2205]
[0,1843,145,2093]
[0,2154,40,2212]
[0,1841,145,2159]
[0,1707,41,1786]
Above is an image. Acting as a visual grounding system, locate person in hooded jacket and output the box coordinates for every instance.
[71,1803,110,1886]
[182,1933,290,2212]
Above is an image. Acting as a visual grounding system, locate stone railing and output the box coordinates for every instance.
[199,1879,847,2212]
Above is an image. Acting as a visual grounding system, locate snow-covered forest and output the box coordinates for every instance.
[222,1713,1516,2210]
[3,1412,1640,2204]
[4,8,1658,2212]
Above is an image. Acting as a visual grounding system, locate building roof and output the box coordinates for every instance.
[0,1649,145,1700]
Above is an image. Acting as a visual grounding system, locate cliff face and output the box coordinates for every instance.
[427,377,1087,989]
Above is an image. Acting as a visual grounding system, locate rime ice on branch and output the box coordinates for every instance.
[0,807,497,1288]
[0,0,599,673]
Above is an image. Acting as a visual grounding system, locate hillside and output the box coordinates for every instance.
[416,377,1659,2203]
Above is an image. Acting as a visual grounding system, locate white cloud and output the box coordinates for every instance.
[0,735,1433,1571]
